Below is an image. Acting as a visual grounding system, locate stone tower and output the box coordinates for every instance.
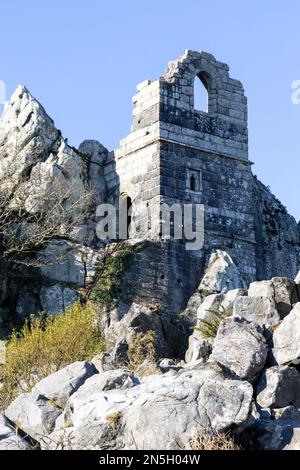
[111,50,300,312]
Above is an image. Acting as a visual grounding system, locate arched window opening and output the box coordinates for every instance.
[190,174,196,191]
[194,72,210,113]
[186,169,202,192]
[126,196,132,239]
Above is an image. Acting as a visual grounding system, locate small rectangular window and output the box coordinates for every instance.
[186,169,202,192]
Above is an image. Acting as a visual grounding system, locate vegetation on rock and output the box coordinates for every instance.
[127,330,156,372]
[106,411,123,430]
[194,305,233,339]
[90,242,144,310]
[0,303,104,408]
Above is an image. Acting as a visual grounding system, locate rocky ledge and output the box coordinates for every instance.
[1,255,300,451]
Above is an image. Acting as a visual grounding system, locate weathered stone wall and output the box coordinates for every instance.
[118,240,203,314]
[159,141,257,284]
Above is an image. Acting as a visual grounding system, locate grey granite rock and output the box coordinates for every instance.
[209,317,268,381]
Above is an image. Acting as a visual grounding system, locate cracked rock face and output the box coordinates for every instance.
[209,317,268,382]
[39,285,78,316]
[0,83,109,220]
[198,250,247,296]
[0,85,61,193]
[0,85,108,220]
[0,86,109,316]
[0,414,31,450]
[273,303,300,365]
[256,366,300,409]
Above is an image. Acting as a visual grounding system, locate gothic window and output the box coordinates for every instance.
[194,71,211,113]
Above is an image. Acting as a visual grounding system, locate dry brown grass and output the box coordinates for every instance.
[188,430,242,450]
[127,330,156,373]
[106,411,122,430]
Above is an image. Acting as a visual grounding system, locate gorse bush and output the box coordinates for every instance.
[0,303,104,408]
[194,305,232,339]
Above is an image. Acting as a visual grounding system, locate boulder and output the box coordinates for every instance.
[16,286,41,318]
[222,288,248,307]
[196,293,225,323]
[157,358,182,373]
[181,288,246,338]
[5,361,97,441]
[209,317,268,382]
[45,365,253,450]
[273,303,300,365]
[5,391,62,441]
[39,241,104,287]
[256,366,300,408]
[91,352,117,373]
[0,414,31,450]
[248,280,274,298]
[233,296,280,328]
[32,361,97,408]
[240,419,300,450]
[134,359,161,378]
[68,369,138,395]
[248,277,298,318]
[179,291,203,328]
[40,284,78,316]
[105,302,186,366]
[196,288,247,324]
[185,335,213,363]
[185,288,247,364]
[272,406,300,421]
[272,277,298,317]
[198,250,247,296]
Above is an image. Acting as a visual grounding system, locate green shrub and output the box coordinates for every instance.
[90,243,142,310]
[194,305,232,339]
[0,303,104,407]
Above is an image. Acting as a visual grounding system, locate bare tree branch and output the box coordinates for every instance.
[0,160,94,267]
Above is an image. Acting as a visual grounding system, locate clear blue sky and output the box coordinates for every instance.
[1,0,299,220]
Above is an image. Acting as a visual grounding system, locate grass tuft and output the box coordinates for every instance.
[189,430,242,450]
[194,305,232,339]
[127,330,156,373]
